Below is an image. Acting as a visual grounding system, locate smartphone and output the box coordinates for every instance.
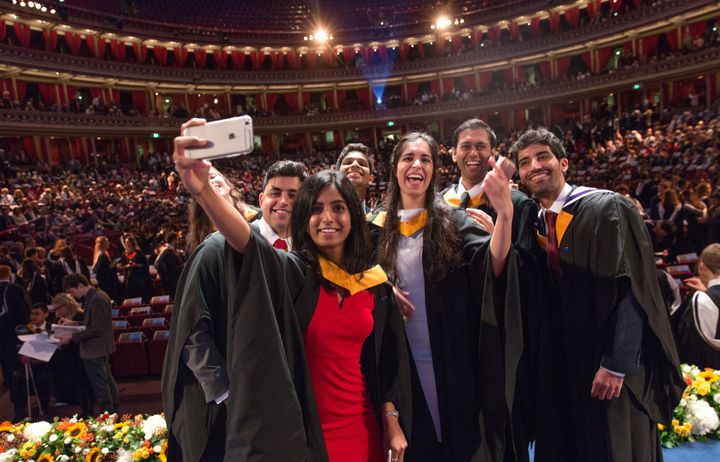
[183,116,254,160]
[495,155,516,179]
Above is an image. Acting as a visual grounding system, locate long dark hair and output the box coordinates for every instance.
[291,170,372,280]
[378,131,461,285]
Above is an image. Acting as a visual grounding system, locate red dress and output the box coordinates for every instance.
[304,285,384,462]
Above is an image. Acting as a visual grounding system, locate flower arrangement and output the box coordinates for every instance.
[0,413,167,461]
[660,364,720,448]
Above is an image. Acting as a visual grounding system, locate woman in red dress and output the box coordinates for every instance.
[173,120,411,462]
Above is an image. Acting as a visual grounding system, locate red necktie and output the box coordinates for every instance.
[273,238,288,251]
[545,211,562,281]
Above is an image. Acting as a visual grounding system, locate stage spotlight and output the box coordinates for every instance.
[377,97,382,104]
[435,16,452,30]
[314,28,329,43]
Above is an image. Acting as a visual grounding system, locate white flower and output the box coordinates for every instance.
[82,448,89,455]
[49,434,58,443]
[116,448,133,462]
[104,425,115,432]
[679,399,687,407]
[141,414,167,440]
[0,449,17,462]
[64,437,72,445]
[686,399,720,436]
[682,364,692,374]
[69,417,77,424]
[23,421,52,442]
[153,445,162,453]
[74,446,82,454]
[101,448,109,455]
[6,435,14,443]
[58,456,69,462]
[714,393,720,404]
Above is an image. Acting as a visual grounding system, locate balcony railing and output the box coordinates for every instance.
[0,0,713,86]
[1,46,718,136]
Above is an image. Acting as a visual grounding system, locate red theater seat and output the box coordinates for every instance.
[148,330,170,375]
[111,332,149,378]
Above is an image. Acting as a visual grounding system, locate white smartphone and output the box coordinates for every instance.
[183,116,254,160]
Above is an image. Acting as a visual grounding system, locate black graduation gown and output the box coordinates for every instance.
[162,232,309,462]
[223,228,413,461]
[93,253,120,302]
[370,209,522,462]
[672,287,720,369]
[521,188,684,462]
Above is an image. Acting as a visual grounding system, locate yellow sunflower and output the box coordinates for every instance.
[85,447,102,462]
[0,421,14,433]
[37,453,55,462]
[66,422,88,439]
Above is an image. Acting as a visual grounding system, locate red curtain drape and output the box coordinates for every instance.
[342,48,355,65]
[66,86,77,105]
[463,75,475,90]
[23,137,36,158]
[587,1,596,18]
[564,7,580,28]
[451,36,463,53]
[154,46,167,65]
[378,46,388,63]
[0,21,6,41]
[132,91,146,114]
[516,66,526,83]
[509,22,520,41]
[89,88,103,98]
[38,83,56,104]
[515,109,526,128]
[689,21,707,37]
[324,49,335,66]
[539,61,551,78]
[231,51,244,69]
[285,93,298,111]
[549,13,561,32]
[406,82,419,99]
[359,47,370,65]
[13,23,31,48]
[479,72,492,89]
[43,29,57,52]
[488,27,501,45]
[86,36,99,58]
[598,46,613,69]
[66,32,83,55]
[111,40,126,61]
[97,38,107,59]
[112,90,120,104]
[265,94,277,112]
[442,78,455,93]
[194,49,207,68]
[610,0,623,13]
[471,30,481,47]
[642,35,659,58]
[582,52,592,70]
[556,57,571,77]
[416,43,424,58]
[531,17,541,38]
[133,43,148,64]
[666,30,680,50]
[306,51,317,68]
[400,43,410,61]
[356,88,370,107]
[174,48,188,67]
[633,0,642,6]
[503,68,513,82]
[336,90,346,109]
[250,51,262,70]
[302,92,311,108]
[214,50,227,70]
[430,80,440,96]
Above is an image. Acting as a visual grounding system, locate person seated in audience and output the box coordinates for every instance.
[675,243,720,369]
